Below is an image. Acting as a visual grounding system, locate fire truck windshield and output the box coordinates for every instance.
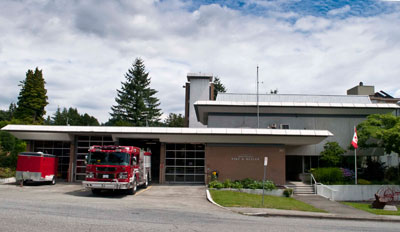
[88,152,130,165]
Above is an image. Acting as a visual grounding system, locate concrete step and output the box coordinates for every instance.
[285,184,316,195]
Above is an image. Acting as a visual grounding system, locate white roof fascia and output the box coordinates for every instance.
[2,124,333,138]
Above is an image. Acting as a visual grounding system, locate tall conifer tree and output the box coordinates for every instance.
[15,68,48,124]
[110,58,162,126]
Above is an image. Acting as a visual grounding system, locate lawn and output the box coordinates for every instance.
[342,202,400,216]
[209,190,326,213]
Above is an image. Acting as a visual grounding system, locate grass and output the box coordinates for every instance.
[209,190,326,213]
[342,202,400,216]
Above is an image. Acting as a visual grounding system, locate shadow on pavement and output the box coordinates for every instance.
[64,188,130,199]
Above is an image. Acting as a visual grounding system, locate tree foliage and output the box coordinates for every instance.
[14,68,48,124]
[357,114,400,155]
[0,130,26,168]
[109,58,162,126]
[213,77,227,100]
[46,107,99,126]
[164,113,184,127]
[320,141,345,167]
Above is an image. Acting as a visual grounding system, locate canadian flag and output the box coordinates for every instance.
[351,128,358,149]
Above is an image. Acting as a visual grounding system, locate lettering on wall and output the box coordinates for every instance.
[231,155,260,161]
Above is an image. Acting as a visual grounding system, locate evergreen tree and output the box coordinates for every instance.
[213,77,227,100]
[164,113,184,127]
[50,107,99,126]
[14,68,48,124]
[110,58,162,126]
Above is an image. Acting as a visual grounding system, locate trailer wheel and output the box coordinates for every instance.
[91,189,101,195]
[51,177,56,185]
[127,179,137,195]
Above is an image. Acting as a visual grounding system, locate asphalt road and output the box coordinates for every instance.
[0,183,398,232]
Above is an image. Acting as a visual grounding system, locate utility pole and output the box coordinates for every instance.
[257,65,260,128]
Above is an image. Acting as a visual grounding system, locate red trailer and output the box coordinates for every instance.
[16,152,58,185]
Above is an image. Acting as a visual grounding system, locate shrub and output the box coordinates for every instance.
[357,179,371,185]
[311,167,344,184]
[340,168,354,182]
[283,188,293,197]
[208,178,276,190]
[208,180,224,189]
[360,157,386,181]
[0,167,15,178]
[384,167,399,181]
[231,181,243,189]
[223,179,233,188]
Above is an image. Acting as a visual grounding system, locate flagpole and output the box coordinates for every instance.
[354,126,357,185]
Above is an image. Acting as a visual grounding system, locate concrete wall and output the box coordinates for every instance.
[208,114,378,156]
[189,78,211,128]
[205,144,286,185]
[317,185,400,201]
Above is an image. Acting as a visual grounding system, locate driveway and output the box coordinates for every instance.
[0,183,399,232]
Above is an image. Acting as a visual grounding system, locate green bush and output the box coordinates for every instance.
[283,188,293,197]
[311,167,344,184]
[208,178,276,190]
[223,179,233,188]
[208,180,224,189]
[0,167,15,178]
[357,179,371,185]
[231,181,243,189]
[384,167,399,181]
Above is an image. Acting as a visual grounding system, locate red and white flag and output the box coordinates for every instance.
[351,128,358,149]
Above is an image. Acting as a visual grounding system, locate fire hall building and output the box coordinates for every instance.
[2,74,399,185]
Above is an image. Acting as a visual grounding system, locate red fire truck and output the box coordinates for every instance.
[16,152,58,185]
[82,145,151,195]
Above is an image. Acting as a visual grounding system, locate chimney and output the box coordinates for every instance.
[184,73,213,128]
[347,82,374,95]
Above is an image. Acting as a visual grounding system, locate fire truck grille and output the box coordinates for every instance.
[96,167,116,172]
[97,173,115,179]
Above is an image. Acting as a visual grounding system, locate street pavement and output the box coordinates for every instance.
[0,182,399,232]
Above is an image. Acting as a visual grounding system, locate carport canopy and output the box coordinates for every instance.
[2,125,333,145]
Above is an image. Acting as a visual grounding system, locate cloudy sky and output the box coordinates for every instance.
[1,0,400,123]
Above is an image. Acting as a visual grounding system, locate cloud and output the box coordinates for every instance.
[328,5,351,16]
[0,0,399,123]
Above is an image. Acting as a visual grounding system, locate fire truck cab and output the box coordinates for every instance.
[82,145,151,195]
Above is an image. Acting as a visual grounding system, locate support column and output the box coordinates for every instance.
[159,143,166,184]
[67,140,75,183]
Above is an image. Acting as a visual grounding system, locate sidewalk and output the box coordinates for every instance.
[206,190,400,222]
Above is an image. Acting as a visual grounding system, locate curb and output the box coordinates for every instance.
[0,177,16,184]
[205,189,400,223]
[205,189,226,209]
[244,212,400,223]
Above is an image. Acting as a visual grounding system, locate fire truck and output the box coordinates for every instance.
[82,145,151,195]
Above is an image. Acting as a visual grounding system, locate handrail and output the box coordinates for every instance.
[317,183,338,201]
[310,173,317,195]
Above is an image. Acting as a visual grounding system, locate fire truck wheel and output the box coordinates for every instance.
[127,179,137,195]
[51,177,56,185]
[144,175,149,188]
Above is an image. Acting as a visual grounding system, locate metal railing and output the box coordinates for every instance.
[316,183,338,201]
[310,173,317,195]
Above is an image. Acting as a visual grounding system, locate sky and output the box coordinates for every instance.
[1,0,400,123]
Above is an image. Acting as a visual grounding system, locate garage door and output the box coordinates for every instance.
[165,143,205,184]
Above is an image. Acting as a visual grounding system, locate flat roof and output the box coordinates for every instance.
[194,100,400,125]
[2,125,333,145]
[217,93,373,104]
